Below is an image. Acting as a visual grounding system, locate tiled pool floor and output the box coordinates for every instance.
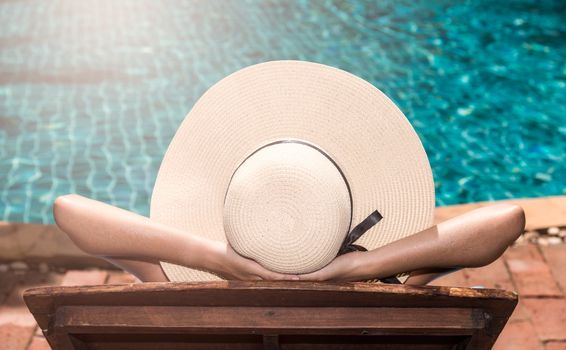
[1,0,564,224]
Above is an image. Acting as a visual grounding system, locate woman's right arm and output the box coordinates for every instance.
[53,194,223,270]
[53,194,299,281]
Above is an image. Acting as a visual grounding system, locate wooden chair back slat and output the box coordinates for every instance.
[24,281,517,349]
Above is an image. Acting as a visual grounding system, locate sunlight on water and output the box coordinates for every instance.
[0,0,564,223]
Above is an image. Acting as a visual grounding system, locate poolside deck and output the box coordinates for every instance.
[1,195,565,349]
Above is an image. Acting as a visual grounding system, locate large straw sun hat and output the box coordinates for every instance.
[150,60,435,283]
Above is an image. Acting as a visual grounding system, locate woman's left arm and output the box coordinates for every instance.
[298,203,524,282]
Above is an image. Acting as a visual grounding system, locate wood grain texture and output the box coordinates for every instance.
[23,281,517,349]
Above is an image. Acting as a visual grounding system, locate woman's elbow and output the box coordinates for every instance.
[53,194,91,251]
[490,203,526,247]
[53,195,74,229]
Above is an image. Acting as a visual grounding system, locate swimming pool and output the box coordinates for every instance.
[1,0,564,224]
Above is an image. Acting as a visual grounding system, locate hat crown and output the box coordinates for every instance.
[223,140,352,273]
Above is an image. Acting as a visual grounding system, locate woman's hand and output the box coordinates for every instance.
[206,241,300,281]
[297,251,370,282]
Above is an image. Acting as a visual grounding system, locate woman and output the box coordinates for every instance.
[53,194,525,285]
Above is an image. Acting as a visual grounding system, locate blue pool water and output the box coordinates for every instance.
[0,0,564,224]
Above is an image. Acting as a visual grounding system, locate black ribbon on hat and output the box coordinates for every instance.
[336,209,402,284]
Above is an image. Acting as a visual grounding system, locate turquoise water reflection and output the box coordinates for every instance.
[0,0,564,223]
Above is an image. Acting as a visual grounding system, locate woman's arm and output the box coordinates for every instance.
[298,203,525,283]
[53,194,221,271]
[53,194,300,281]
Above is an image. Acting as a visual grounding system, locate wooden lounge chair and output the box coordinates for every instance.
[24,281,517,349]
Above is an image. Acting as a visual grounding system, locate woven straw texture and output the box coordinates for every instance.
[223,141,352,274]
[150,60,435,282]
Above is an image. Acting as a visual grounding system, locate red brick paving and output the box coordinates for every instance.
[0,273,17,305]
[26,336,50,350]
[546,342,566,350]
[465,254,515,291]
[1,243,565,349]
[428,243,566,349]
[522,298,566,342]
[493,319,545,350]
[427,267,469,287]
[503,244,562,297]
[540,245,566,294]
[60,269,108,286]
[508,295,532,322]
[0,272,64,350]
[106,270,138,284]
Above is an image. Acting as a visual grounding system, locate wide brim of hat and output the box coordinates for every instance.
[150,60,435,282]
